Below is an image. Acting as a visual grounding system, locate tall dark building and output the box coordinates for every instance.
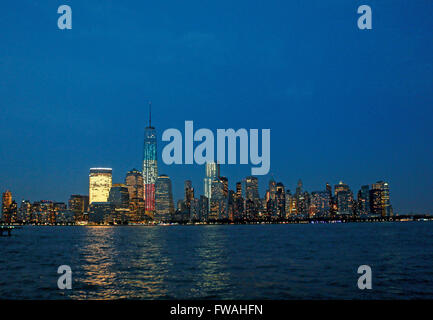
[369,181,392,217]
[357,185,370,215]
[296,179,303,197]
[108,184,130,209]
[198,195,209,222]
[334,181,354,215]
[18,200,32,222]
[184,180,194,212]
[155,175,174,222]
[245,176,259,204]
[220,176,229,198]
[244,176,260,218]
[88,202,115,224]
[275,182,286,219]
[234,182,244,220]
[295,179,308,216]
[265,179,277,218]
[209,178,227,220]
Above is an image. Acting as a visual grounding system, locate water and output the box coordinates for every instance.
[1,222,432,299]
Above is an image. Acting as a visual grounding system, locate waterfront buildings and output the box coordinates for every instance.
[88,202,116,224]
[1,175,396,224]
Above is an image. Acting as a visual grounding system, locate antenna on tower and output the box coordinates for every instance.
[149,101,152,127]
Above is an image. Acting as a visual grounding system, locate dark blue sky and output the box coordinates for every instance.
[0,1,432,213]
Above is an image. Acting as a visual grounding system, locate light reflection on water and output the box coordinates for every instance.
[1,223,433,299]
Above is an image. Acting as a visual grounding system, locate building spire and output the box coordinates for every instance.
[149,101,152,127]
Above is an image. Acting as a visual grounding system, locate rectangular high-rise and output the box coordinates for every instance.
[89,168,112,204]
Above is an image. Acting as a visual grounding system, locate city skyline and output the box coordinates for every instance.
[0,108,426,216]
[0,134,428,216]
[1,165,399,224]
[0,111,427,216]
[0,1,432,214]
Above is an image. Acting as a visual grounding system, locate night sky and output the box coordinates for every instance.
[0,1,432,214]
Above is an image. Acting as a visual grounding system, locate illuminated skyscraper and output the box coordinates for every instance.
[2,190,12,222]
[155,175,174,221]
[89,168,112,203]
[244,176,260,218]
[209,178,227,220]
[143,102,158,216]
[18,200,32,222]
[369,181,392,217]
[245,176,259,204]
[184,180,194,213]
[220,176,228,198]
[334,181,354,215]
[234,182,244,220]
[204,162,220,210]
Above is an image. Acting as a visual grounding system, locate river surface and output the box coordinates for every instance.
[1,222,432,299]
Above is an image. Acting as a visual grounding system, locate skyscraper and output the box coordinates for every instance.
[220,176,228,198]
[357,185,370,215]
[245,176,259,203]
[155,175,174,221]
[2,190,12,222]
[204,161,220,210]
[234,182,244,220]
[334,181,353,215]
[184,180,194,213]
[369,181,392,217]
[209,178,227,220]
[295,179,308,216]
[143,102,158,216]
[244,176,260,218]
[89,168,112,204]
[68,194,89,221]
